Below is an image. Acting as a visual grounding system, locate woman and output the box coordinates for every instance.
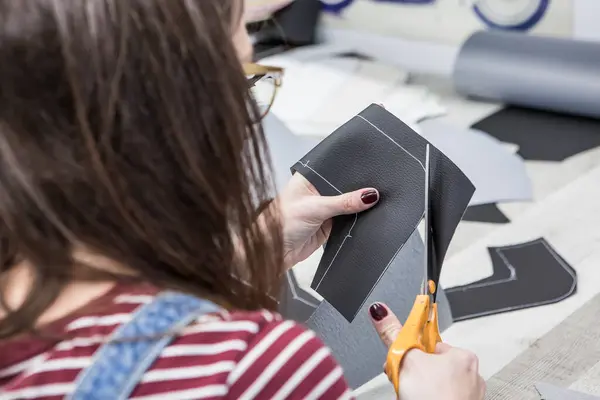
[0,1,485,399]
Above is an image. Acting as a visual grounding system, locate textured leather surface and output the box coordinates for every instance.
[292,104,475,321]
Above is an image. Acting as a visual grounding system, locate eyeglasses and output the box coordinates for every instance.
[244,63,284,122]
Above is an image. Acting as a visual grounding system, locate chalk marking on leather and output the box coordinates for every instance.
[299,160,358,291]
[300,114,428,309]
[285,272,320,308]
[300,160,342,195]
[346,115,427,318]
[357,115,425,171]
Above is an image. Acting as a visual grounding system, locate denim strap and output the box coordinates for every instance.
[69,292,220,400]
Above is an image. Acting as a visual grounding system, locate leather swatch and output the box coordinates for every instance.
[472,107,600,162]
[446,238,576,321]
[292,104,475,321]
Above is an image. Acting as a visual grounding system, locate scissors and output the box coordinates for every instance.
[385,144,442,398]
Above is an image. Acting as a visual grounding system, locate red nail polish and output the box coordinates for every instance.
[369,303,388,321]
[361,190,379,205]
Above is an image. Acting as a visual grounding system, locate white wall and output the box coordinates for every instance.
[322,0,573,46]
[319,0,600,76]
[573,0,600,41]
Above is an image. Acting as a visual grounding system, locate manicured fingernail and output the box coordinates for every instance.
[369,302,388,321]
[361,190,379,205]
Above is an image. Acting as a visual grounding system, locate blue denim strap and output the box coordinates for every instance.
[69,291,220,400]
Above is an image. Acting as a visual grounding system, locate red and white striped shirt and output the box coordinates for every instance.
[0,284,353,399]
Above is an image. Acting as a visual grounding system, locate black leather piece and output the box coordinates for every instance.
[462,204,510,224]
[291,104,475,321]
[472,107,600,162]
[446,238,576,321]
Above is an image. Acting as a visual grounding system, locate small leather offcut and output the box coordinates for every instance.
[472,106,600,162]
[446,238,577,322]
[291,104,475,321]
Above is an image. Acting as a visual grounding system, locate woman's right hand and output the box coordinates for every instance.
[369,302,486,400]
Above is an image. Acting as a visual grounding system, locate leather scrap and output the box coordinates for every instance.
[446,238,577,321]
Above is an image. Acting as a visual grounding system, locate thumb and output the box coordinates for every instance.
[312,188,379,220]
[369,302,402,347]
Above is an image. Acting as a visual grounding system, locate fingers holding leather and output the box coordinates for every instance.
[292,186,379,223]
[325,188,380,218]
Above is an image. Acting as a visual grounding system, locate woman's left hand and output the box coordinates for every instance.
[276,173,379,269]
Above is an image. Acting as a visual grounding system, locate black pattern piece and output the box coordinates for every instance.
[472,107,600,162]
[446,238,577,321]
[292,104,475,321]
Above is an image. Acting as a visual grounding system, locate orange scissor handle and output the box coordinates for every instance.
[385,295,430,397]
[423,302,442,353]
[385,296,443,398]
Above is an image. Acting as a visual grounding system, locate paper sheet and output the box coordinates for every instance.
[418,119,532,206]
[259,44,447,137]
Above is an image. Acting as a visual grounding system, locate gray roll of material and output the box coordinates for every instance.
[453,30,600,119]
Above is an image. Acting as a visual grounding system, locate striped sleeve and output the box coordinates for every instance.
[225,319,353,400]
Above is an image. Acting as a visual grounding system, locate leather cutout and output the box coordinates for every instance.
[446,238,577,321]
[472,107,600,162]
[462,203,510,224]
[292,104,475,321]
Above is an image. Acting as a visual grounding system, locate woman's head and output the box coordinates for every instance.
[0,0,283,337]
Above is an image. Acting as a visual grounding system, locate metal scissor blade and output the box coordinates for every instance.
[422,144,431,296]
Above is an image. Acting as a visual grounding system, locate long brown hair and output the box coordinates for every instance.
[0,0,283,338]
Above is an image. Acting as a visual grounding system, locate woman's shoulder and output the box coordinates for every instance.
[0,287,353,399]
[151,308,353,399]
